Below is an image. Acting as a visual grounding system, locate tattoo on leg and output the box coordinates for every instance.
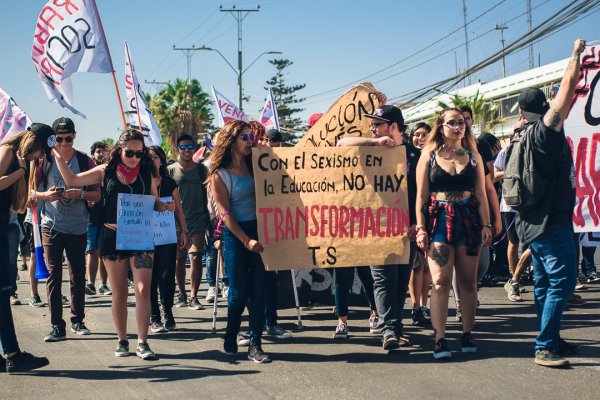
[133,253,153,269]
[548,110,561,130]
[431,244,450,267]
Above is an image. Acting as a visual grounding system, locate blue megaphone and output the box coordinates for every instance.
[31,206,49,280]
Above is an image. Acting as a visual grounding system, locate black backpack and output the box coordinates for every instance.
[502,123,548,212]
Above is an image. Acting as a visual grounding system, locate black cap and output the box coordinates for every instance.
[52,117,76,134]
[518,87,549,121]
[364,105,404,128]
[28,123,56,161]
[266,128,282,143]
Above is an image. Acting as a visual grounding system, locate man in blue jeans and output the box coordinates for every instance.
[513,39,585,368]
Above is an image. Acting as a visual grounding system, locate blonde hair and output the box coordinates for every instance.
[424,107,477,153]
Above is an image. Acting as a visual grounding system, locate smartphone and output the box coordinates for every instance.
[55,187,65,192]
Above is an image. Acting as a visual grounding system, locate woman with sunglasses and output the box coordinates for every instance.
[415,108,491,359]
[0,124,52,373]
[148,146,188,332]
[208,120,271,363]
[53,129,172,360]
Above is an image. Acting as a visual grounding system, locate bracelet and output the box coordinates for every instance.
[482,224,493,231]
[416,231,428,238]
[19,166,27,174]
[416,224,426,231]
[243,237,252,249]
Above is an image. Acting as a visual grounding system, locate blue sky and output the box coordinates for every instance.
[1,0,598,152]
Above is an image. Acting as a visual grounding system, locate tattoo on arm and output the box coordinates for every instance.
[548,109,562,130]
[133,253,153,269]
[430,244,450,267]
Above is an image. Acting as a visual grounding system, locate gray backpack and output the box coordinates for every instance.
[502,123,548,212]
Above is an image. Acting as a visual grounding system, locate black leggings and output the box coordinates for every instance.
[150,243,177,321]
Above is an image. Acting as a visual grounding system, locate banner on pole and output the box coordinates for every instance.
[259,88,280,131]
[116,193,155,250]
[564,41,600,232]
[124,41,162,146]
[0,87,32,144]
[296,82,382,147]
[211,86,248,127]
[252,146,410,271]
[31,0,113,118]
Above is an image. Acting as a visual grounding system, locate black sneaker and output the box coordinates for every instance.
[187,296,205,310]
[248,345,271,364]
[585,272,600,283]
[433,338,451,360]
[0,354,5,373]
[223,338,238,356]
[6,351,49,374]
[174,292,187,308]
[29,294,45,308]
[115,340,130,357]
[71,322,91,335]
[164,314,176,331]
[85,283,96,296]
[136,342,158,360]
[461,332,477,353]
[557,339,578,356]
[411,306,430,326]
[44,326,66,342]
[383,334,400,351]
[535,349,569,368]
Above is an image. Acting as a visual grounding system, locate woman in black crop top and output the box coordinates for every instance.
[54,129,171,361]
[415,108,491,360]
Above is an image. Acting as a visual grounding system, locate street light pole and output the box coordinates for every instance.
[495,23,508,78]
[220,5,260,110]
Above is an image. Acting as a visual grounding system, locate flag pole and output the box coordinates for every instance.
[90,0,127,131]
[124,41,144,135]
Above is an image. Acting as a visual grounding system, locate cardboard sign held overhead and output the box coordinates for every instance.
[297,82,382,147]
[252,146,410,271]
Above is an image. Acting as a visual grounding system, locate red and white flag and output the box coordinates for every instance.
[124,41,161,147]
[0,87,32,144]
[31,0,113,118]
[259,88,280,131]
[211,86,248,127]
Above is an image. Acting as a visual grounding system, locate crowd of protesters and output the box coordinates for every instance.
[1,39,595,373]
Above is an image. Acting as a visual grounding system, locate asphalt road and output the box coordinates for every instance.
[3,274,599,400]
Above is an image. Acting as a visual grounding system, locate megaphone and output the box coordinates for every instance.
[31,206,49,280]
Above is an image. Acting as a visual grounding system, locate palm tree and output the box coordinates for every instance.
[437,90,503,134]
[148,78,213,157]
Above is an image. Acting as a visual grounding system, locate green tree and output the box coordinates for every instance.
[147,78,213,157]
[265,59,306,141]
[437,90,503,134]
[101,138,114,146]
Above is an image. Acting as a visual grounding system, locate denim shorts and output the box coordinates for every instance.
[86,224,99,253]
[431,199,468,246]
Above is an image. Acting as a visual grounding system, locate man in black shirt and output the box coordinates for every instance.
[514,39,585,368]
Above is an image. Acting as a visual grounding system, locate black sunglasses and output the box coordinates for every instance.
[123,149,145,159]
[55,136,74,143]
[241,133,255,141]
[178,144,195,150]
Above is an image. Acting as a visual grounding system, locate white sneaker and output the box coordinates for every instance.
[205,286,216,303]
[222,286,229,300]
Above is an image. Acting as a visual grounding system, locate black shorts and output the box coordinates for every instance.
[99,226,153,261]
[502,212,518,243]
[23,222,34,257]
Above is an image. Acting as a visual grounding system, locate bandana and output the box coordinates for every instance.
[116,163,140,184]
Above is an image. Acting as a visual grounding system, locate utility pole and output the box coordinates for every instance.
[495,23,508,78]
[462,0,471,84]
[172,45,205,82]
[220,5,260,110]
[527,0,534,69]
[144,79,170,93]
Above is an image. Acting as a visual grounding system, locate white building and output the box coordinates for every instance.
[402,58,569,139]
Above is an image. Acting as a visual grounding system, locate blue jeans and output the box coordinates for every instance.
[580,246,597,277]
[334,267,377,317]
[223,220,266,347]
[529,224,577,353]
[264,271,278,327]
[0,214,20,355]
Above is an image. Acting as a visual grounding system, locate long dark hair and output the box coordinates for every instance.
[208,120,252,178]
[408,122,432,144]
[424,107,477,153]
[106,129,156,177]
[149,145,168,178]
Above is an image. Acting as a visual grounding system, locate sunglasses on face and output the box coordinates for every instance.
[55,136,74,143]
[178,144,195,151]
[370,121,388,128]
[444,120,466,128]
[123,149,145,159]
[241,133,255,141]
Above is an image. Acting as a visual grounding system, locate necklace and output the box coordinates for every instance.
[441,144,467,156]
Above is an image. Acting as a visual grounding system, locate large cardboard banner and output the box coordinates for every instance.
[253,146,410,271]
[296,82,382,147]
[565,42,600,232]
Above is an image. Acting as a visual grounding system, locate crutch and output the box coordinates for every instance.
[290,269,303,330]
[211,247,222,334]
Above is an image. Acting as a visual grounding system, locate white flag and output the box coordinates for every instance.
[211,86,248,127]
[0,88,33,144]
[259,88,280,131]
[124,41,162,147]
[31,0,113,118]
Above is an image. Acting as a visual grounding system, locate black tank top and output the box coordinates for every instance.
[0,147,20,215]
[102,166,152,224]
[429,152,477,192]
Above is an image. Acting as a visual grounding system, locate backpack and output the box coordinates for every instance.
[502,123,548,212]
